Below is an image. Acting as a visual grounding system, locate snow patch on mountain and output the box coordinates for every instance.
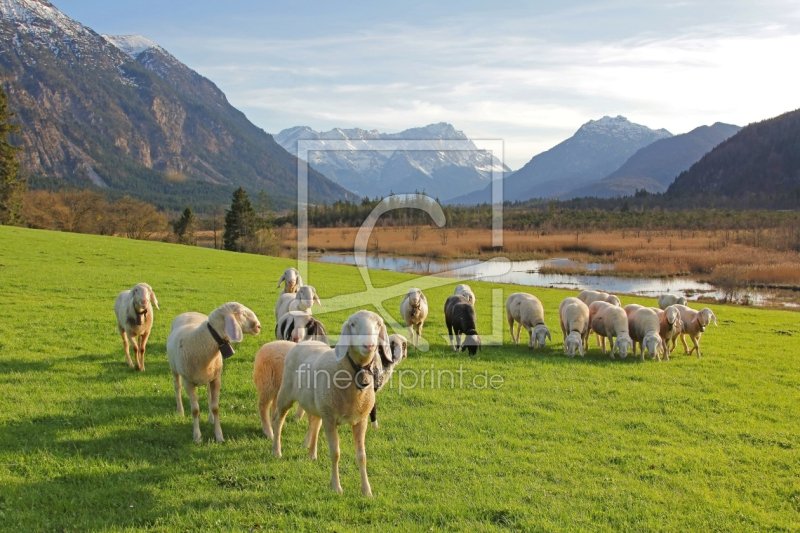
[103,34,159,58]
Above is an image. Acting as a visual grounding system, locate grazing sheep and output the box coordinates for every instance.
[167,302,261,442]
[275,285,322,321]
[605,294,622,307]
[673,304,717,358]
[444,295,481,355]
[114,282,159,371]
[272,310,393,497]
[558,297,590,357]
[658,293,687,309]
[276,267,303,295]
[400,288,428,347]
[627,307,663,361]
[589,303,632,359]
[506,292,551,349]
[275,311,329,344]
[577,290,621,307]
[454,284,476,305]
[623,303,645,317]
[649,306,682,359]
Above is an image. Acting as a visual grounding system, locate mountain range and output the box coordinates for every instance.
[448,116,673,204]
[275,123,511,201]
[0,0,355,209]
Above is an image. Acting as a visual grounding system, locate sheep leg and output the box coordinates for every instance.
[446,324,456,351]
[258,391,273,439]
[128,332,141,370]
[323,418,343,494]
[352,419,372,497]
[138,329,151,371]
[507,315,516,343]
[407,325,416,348]
[417,322,424,346]
[295,406,306,421]
[172,373,184,416]
[184,381,202,443]
[608,337,615,359]
[271,392,295,458]
[689,336,701,358]
[305,415,322,460]
[120,328,133,367]
[680,333,690,355]
[208,377,224,442]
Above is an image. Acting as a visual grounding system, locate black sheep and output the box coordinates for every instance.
[444,295,482,355]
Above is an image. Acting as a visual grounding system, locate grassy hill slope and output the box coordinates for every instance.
[0,226,798,531]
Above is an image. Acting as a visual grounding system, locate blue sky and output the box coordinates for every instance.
[55,0,800,169]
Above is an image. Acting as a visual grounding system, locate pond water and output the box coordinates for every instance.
[314,254,727,302]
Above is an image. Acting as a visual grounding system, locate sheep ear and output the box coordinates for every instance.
[296,274,303,287]
[334,322,351,361]
[546,328,552,341]
[578,340,584,356]
[378,323,391,361]
[276,273,285,289]
[313,292,322,308]
[224,315,243,343]
[710,311,718,326]
[148,287,159,310]
[420,292,428,304]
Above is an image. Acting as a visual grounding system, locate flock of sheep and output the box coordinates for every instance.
[112,268,717,496]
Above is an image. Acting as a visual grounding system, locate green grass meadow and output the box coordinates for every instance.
[1,225,799,532]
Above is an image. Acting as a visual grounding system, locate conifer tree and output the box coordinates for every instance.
[0,86,25,225]
[223,187,256,251]
[173,206,196,245]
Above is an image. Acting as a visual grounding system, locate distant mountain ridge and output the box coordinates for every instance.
[0,0,355,209]
[668,108,800,197]
[448,115,672,204]
[276,123,510,201]
[561,122,740,199]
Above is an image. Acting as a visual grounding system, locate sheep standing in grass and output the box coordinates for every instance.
[275,311,329,344]
[626,306,663,361]
[578,290,621,345]
[276,267,303,295]
[506,292,551,349]
[589,302,632,359]
[275,285,321,321]
[658,294,687,309]
[272,310,392,496]
[673,304,717,358]
[400,288,428,347]
[114,283,159,371]
[454,284,476,305]
[649,306,682,359]
[558,297,590,357]
[444,295,481,355]
[167,302,261,443]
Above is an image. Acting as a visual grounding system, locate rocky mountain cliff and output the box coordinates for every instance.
[448,115,671,204]
[561,122,740,198]
[668,108,800,197]
[0,0,355,209]
[276,123,511,201]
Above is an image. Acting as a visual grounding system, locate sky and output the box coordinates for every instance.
[54,0,800,170]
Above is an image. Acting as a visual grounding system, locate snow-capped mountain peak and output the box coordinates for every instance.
[577,115,672,141]
[103,34,160,58]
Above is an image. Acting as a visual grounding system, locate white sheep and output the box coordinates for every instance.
[167,302,261,442]
[658,293,687,309]
[454,284,476,305]
[558,297,589,357]
[673,304,717,358]
[276,267,303,295]
[605,294,622,307]
[626,306,664,361]
[506,292,551,349]
[589,302,632,359]
[274,285,321,321]
[114,282,159,371]
[649,306,682,359]
[272,310,392,497]
[578,290,621,345]
[399,288,428,347]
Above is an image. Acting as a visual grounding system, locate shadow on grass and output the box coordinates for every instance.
[0,359,54,373]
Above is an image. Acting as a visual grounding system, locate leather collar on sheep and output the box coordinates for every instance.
[345,353,373,391]
[135,308,148,326]
[207,323,235,359]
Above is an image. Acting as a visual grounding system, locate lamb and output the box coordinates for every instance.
[589,302,632,359]
[444,295,481,355]
[558,297,590,357]
[626,306,664,361]
[167,302,261,442]
[114,282,159,371]
[399,288,428,347]
[275,311,329,344]
[454,284,476,305]
[276,267,303,295]
[506,292,551,349]
[649,305,682,359]
[658,293,687,309]
[673,304,717,358]
[274,285,321,321]
[272,310,393,496]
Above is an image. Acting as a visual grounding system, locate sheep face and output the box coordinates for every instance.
[642,333,663,359]
[229,305,261,340]
[664,306,680,326]
[615,335,632,359]
[698,308,717,330]
[277,268,302,291]
[677,296,688,306]
[564,331,583,357]
[296,286,322,311]
[334,310,390,366]
[131,283,159,325]
[605,295,622,307]
[532,324,551,349]
[406,288,423,308]
[455,284,475,305]
[462,333,481,355]
[388,334,408,363]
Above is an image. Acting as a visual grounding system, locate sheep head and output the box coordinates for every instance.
[334,310,390,367]
[664,306,680,327]
[699,308,717,329]
[462,332,481,355]
[605,295,621,307]
[615,334,633,359]
[296,286,322,312]
[276,268,302,292]
[532,324,551,349]
[387,334,408,364]
[677,296,688,306]
[564,331,583,357]
[643,332,663,359]
[130,283,159,325]
[210,303,261,343]
[406,288,425,309]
